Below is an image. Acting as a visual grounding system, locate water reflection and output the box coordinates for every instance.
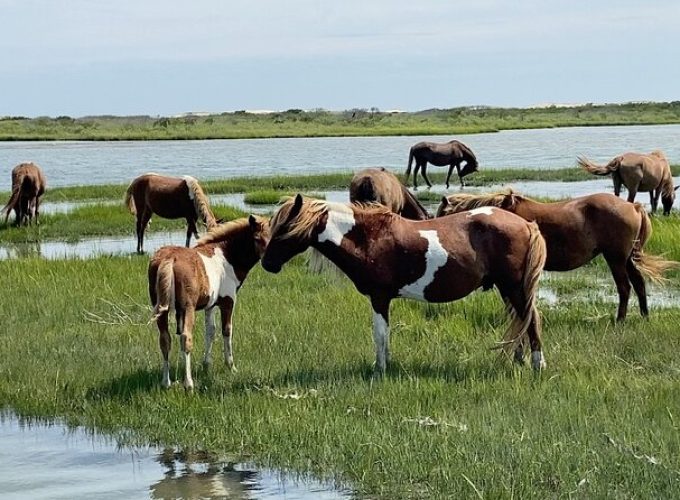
[0,413,350,500]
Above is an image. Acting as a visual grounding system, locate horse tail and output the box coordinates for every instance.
[183,176,217,229]
[577,155,619,176]
[353,176,377,203]
[406,147,415,178]
[501,222,547,350]
[124,180,137,215]
[631,203,679,284]
[152,259,175,319]
[1,173,24,224]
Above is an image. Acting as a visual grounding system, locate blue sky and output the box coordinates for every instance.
[1,0,678,117]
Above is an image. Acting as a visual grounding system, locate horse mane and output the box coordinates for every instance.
[195,217,250,245]
[442,189,519,213]
[182,175,217,228]
[457,141,478,164]
[650,150,667,161]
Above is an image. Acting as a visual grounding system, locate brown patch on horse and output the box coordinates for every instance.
[148,215,269,389]
[125,173,219,253]
[2,162,46,226]
[578,151,676,214]
[263,195,547,373]
[439,190,679,320]
[350,167,431,220]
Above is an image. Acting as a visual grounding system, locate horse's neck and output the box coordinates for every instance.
[401,189,430,220]
[511,198,545,221]
[214,230,259,276]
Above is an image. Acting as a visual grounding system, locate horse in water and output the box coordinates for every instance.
[578,151,677,215]
[262,195,548,373]
[406,140,478,189]
[2,162,46,226]
[125,173,219,253]
[349,167,431,220]
[437,190,678,321]
[148,215,270,389]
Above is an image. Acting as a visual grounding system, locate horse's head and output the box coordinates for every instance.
[262,194,315,273]
[662,186,678,216]
[248,214,270,258]
[460,157,478,177]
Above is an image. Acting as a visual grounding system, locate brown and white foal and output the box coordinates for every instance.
[262,195,548,373]
[148,215,269,389]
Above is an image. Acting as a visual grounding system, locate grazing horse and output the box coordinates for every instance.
[437,190,679,321]
[578,151,677,215]
[349,167,431,220]
[148,215,270,389]
[262,195,548,373]
[2,162,46,226]
[125,173,219,253]
[406,140,478,189]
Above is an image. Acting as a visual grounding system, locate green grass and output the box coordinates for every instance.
[243,190,326,205]
[2,216,680,497]
[3,102,680,140]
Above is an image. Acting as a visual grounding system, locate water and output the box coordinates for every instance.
[0,413,350,500]
[1,124,679,190]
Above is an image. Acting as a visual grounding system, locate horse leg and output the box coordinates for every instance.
[412,163,420,189]
[34,197,41,226]
[185,218,198,247]
[157,310,172,388]
[627,258,649,317]
[220,297,236,372]
[651,190,661,214]
[421,163,433,189]
[179,307,196,390]
[202,306,217,369]
[136,210,152,254]
[626,185,639,204]
[445,164,455,189]
[456,164,465,188]
[500,287,545,370]
[604,255,632,321]
[370,296,391,376]
[613,174,622,197]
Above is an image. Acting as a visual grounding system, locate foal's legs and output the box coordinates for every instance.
[157,311,172,388]
[202,306,217,369]
[220,297,236,371]
[604,254,632,321]
[627,259,649,317]
[370,297,391,375]
[178,307,196,389]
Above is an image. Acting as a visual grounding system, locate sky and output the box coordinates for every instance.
[1,0,679,117]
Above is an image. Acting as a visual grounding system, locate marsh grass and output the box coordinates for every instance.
[243,190,326,205]
[2,233,680,497]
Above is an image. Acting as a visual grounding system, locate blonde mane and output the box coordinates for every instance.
[183,176,217,228]
[441,189,520,214]
[195,218,250,245]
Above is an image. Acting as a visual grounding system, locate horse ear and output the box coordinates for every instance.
[249,214,257,229]
[440,196,449,206]
[674,186,679,192]
[291,193,304,215]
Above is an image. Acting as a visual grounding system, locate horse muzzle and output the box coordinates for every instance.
[261,258,282,274]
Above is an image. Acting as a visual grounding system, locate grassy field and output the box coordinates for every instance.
[2,102,680,140]
[1,214,680,497]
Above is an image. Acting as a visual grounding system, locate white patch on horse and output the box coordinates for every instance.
[317,205,356,246]
[531,350,546,370]
[398,230,448,301]
[182,175,198,200]
[372,309,389,373]
[199,248,240,308]
[467,207,495,217]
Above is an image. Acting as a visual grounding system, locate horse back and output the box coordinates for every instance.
[136,175,196,219]
[149,245,212,310]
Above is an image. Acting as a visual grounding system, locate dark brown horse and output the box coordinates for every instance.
[149,215,270,389]
[578,151,677,215]
[262,195,548,373]
[125,173,219,253]
[349,167,431,220]
[2,162,46,226]
[437,190,678,320]
[406,140,478,189]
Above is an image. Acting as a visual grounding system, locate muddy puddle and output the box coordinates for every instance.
[0,412,350,500]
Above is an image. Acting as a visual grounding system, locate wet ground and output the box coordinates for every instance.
[0,413,350,500]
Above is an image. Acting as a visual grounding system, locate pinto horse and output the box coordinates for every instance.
[148,215,270,389]
[349,167,431,220]
[2,162,46,226]
[437,190,679,320]
[406,140,478,189]
[262,195,548,373]
[578,151,677,215]
[125,173,219,253]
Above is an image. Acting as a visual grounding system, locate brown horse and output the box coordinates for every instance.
[262,195,548,373]
[149,215,270,389]
[437,190,678,320]
[578,151,677,215]
[406,140,478,189]
[349,167,431,220]
[125,173,219,253]
[2,162,46,226]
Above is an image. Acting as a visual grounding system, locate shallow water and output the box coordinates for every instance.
[0,413,350,500]
[2,124,680,190]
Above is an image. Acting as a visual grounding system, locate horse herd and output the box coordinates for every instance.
[1,143,678,390]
